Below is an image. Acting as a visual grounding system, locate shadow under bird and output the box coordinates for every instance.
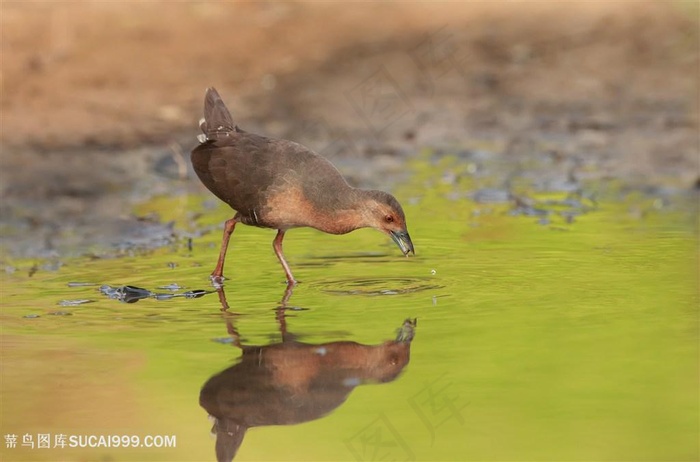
[191,87,414,284]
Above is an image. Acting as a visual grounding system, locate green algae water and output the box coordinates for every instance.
[1,156,697,461]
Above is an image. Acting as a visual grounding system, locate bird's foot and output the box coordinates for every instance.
[210,274,227,289]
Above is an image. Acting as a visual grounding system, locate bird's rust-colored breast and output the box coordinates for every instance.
[262,186,363,234]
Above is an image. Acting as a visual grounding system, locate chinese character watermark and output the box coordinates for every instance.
[54,433,67,448]
[409,26,470,97]
[292,116,361,159]
[346,66,413,137]
[21,433,34,449]
[408,372,469,446]
[4,434,17,449]
[37,433,50,449]
[345,413,414,462]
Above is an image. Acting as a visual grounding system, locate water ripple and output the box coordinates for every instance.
[315,277,442,296]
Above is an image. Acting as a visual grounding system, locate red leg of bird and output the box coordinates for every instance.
[211,218,237,281]
[273,229,296,285]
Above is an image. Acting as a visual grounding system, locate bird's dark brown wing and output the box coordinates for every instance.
[192,133,277,214]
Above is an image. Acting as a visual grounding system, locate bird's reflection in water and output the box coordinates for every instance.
[201,284,417,462]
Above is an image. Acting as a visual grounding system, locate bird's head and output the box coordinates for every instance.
[361,190,414,256]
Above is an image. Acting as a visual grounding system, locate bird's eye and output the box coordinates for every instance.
[385,215,394,223]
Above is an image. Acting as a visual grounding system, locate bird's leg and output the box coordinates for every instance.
[215,284,232,312]
[279,284,294,307]
[211,218,237,281]
[272,229,297,285]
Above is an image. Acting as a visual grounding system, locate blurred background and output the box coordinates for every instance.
[1,0,698,256]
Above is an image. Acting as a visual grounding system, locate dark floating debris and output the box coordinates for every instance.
[98,284,210,303]
[100,285,154,304]
[182,290,207,299]
[58,299,94,307]
[49,311,73,316]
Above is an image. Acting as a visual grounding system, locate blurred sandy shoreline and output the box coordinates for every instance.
[2,2,696,148]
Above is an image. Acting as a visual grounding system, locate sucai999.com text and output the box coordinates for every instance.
[4,433,176,449]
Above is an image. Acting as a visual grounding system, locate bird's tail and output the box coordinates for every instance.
[197,87,236,143]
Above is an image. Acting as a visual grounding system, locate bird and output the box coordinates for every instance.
[199,295,417,462]
[191,87,414,285]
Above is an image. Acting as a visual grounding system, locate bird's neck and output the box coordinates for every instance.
[312,188,375,235]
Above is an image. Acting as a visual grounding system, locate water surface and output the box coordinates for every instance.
[1,156,697,461]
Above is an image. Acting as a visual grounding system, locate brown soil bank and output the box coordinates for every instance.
[3,2,698,160]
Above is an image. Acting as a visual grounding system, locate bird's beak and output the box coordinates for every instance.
[395,318,417,343]
[390,229,414,256]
